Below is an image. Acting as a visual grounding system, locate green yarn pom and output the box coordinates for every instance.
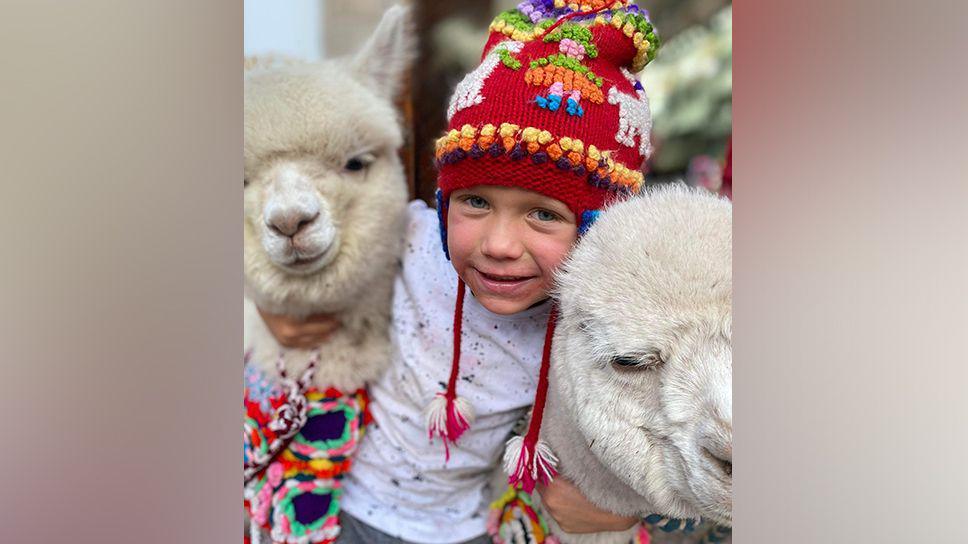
[496,47,522,70]
[542,23,599,58]
[494,9,534,32]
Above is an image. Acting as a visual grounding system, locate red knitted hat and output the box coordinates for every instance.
[426,1,660,490]
[434,0,659,243]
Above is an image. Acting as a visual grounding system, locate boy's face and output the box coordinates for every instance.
[447,185,578,315]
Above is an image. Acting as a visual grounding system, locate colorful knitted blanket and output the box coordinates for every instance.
[243,360,370,544]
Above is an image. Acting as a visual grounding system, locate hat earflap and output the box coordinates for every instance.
[503,306,560,492]
[435,189,451,260]
[425,278,475,460]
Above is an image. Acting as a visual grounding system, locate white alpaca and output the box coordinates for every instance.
[242,6,414,543]
[496,185,731,544]
[243,5,413,393]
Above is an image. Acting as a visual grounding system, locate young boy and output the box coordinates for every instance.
[261,2,659,542]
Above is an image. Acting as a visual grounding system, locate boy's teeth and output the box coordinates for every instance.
[488,273,525,281]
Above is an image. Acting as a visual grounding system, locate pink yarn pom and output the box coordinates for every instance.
[503,435,558,493]
[638,523,652,544]
[558,38,586,60]
[426,392,475,461]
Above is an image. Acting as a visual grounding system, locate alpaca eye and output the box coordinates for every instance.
[611,356,642,368]
[610,353,664,370]
[344,152,375,172]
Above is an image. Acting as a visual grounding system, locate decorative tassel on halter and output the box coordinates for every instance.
[504,307,560,493]
[425,278,476,460]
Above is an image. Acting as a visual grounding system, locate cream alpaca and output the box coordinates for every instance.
[499,184,732,544]
[243,6,414,393]
[242,6,414,543]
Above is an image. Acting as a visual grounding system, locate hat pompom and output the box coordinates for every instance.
[426,392,475,460]
[503,435,559,493]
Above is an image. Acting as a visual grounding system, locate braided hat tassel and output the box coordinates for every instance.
[504,306,559,492]
[425,278,476,460]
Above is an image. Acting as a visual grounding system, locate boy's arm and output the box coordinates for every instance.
[536,477,639,534]
[257,307,340,349]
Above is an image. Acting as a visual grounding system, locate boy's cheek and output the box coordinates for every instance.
[445,215,474,263]
[532,230,579,272]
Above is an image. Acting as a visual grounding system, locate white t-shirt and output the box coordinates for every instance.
[340,200,549,543]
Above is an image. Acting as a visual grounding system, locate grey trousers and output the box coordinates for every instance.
[335,512,493,544]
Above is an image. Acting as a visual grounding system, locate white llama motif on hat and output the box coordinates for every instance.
[447,41,524,121]
[607,67,653,158]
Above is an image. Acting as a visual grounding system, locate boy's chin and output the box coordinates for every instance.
[471,292,549,316]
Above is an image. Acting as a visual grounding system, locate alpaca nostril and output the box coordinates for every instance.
[267,211,319,237]
[294,212,319,235]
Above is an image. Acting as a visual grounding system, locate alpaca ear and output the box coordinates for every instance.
[352,4,416,100]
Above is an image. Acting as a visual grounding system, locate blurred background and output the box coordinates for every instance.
[244,0,732,203]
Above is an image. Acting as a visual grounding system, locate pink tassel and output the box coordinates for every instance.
[426,392,475,461]
[503,308,560,492]
[503,435,558,493]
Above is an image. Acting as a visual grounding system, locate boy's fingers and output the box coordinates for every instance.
[302,313,338,325]
[256,305,340,348]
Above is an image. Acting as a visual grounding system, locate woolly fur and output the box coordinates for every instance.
[243,5,415,392]
[541,184,732,543]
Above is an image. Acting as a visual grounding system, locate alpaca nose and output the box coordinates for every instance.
[266,209,319,237]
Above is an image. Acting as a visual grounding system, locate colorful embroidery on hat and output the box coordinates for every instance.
[490,9,555,42]
[544,22,599,59]
[447,41,524,121]
[435,123,644,194]
[608,66,653,158]
[527,52,605,116]
[529,22,606,115]
[490,1,659,72]
[495,45,523,70]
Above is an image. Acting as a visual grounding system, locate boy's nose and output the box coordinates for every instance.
[480,223,524,260]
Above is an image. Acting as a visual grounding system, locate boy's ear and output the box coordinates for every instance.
[352,4,417,101]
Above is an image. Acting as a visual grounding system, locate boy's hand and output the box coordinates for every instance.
[536,477,639,534]
[257,307,341,349]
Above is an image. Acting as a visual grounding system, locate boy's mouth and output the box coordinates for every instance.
[472,268,539,296]
[478,270,533,282]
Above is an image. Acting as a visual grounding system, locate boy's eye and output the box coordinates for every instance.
[466,196,488,209]
[533,209,559,222]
